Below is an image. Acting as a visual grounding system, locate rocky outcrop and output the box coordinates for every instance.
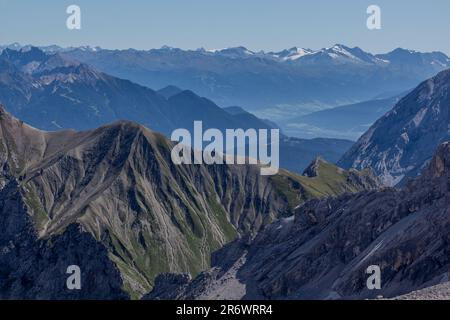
[339,69,450,186]
[0,180,128,299]
[149,142,450,300]
[142,274,192,300]
[392,281,450,300]
[302,157,324,177]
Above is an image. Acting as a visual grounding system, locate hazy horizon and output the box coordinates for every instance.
[2,42,449,57]
[1,0,450,55]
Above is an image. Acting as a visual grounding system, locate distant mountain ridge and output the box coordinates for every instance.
[0,47,354,174]
[12,43,446,112]
[0,47,276,135]
[4,43,449,67]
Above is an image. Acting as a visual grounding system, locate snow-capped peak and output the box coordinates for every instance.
[325,44,357,58]
[82,46,101,52]
[209,46,256,58]
[276,47,315,61]
[220,47,254,54]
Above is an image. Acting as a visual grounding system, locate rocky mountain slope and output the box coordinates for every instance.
[146,142,450,300]
[392,281,450,300]
[0,105,377,299]
[0,182,128,300]
[339,69,450,186]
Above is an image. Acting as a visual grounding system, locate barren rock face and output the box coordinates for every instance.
[392,281,450,300]
[339,69,450,186]
[0,180,128,300]
[150,142,450,300]
[0,105,377,299]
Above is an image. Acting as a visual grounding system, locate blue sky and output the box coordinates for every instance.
[1,0,449,54]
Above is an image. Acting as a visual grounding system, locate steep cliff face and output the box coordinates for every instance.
[339,69,450,186]
[0,180,128,300]
[0,105,378,298]
[148,142,450,300]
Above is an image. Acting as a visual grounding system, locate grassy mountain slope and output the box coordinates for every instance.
[0,105,379,298]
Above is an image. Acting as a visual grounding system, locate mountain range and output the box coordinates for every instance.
[0,105,378,299]
[2,42,450,300]
[46,44,450,116]
[0,47,353,174]
[3,44,448,141]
